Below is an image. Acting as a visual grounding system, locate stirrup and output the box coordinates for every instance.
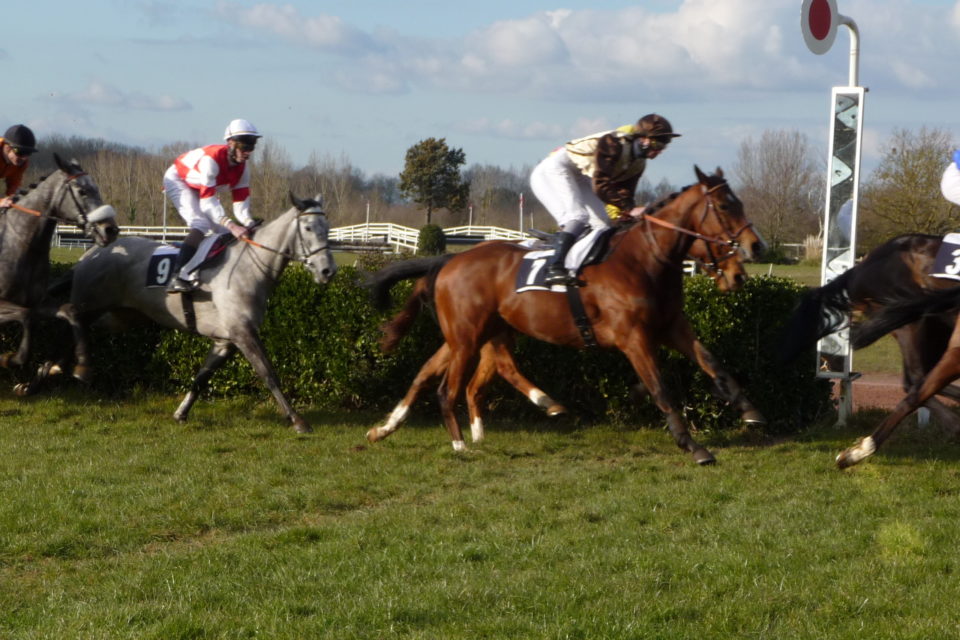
[544,268,580,287]
[166,277,197,293]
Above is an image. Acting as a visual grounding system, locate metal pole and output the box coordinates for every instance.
[839,15,860,87]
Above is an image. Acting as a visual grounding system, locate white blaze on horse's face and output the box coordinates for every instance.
[297,213,337,284]
[69,173,120,247]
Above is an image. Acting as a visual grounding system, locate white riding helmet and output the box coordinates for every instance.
[223,119,262,141]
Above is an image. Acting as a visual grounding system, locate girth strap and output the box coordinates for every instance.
[564,285,598,348]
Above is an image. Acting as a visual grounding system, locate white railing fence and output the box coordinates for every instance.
[53,222,527,253]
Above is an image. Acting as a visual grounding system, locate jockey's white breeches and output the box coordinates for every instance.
[163,166,229,235]
[942,163,960,207]
[530,149,611,235]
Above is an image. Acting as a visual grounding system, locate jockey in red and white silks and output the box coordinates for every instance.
[163,143,254,234]
[942,149,960,207]
[163,119,262,293]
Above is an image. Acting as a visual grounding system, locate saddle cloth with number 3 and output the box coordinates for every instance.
[932,232,960,281]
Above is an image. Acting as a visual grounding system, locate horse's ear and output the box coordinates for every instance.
[312,193,324,209]
[694,165,707,183]
[715,167,724,178]
[54,153,68,172]
[289,191,306,211]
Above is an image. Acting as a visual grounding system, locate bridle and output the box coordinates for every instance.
[3,169,114,233]
[641,179,753,274]
[239,208,330,264]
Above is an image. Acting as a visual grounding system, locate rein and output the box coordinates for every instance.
[238,210,329,264]
[2,171,89,222]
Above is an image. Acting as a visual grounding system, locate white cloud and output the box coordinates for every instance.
[45,81,191,112]
[219,2,376,55]
[215,1,960,105]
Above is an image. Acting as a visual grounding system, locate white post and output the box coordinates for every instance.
[839,15,860,87]
[518,192,524,232]
[469,203,473,229]
[161,189,167,242]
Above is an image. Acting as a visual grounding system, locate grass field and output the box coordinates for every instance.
[1,393,959,639]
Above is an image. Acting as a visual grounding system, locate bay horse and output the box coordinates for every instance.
[369,166,765,464]
[778,233,960,467]
[367,229,751,446]
[52,193,336,433]
[0,153,119,390]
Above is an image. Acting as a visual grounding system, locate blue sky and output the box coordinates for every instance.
[5,0,960,187]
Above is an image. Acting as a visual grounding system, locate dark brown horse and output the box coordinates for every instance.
[368,235,750,445]
[368,167,765,464]
[778,233,960,467]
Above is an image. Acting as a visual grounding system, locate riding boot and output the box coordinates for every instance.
[544,231,579,286]
[167,242,198,293]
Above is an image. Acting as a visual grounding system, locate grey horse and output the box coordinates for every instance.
[55,193,336,433]
[0,153,119,390]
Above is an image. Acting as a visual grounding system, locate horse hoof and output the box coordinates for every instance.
[836,436,875,470]
[292,418,312,434]
[741,410,767,425]
[12,383,29,397]
[693,448,716,465]
[72,364,92,383]
[366,427,384,443]
[546,404,567,417]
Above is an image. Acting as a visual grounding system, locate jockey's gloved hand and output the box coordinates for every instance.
[227,221,250,239]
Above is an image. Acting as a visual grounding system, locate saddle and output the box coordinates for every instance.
[515,227,615,293]
[146,233,233,288]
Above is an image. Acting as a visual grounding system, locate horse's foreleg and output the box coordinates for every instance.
[368,344,450,444]
[489,336,566,418]
[230,328,311,433]
[837,344,960,469]
[620,333,715,465]
[666,318,765,425]
[53,303,92,383]
[174,340,237,423]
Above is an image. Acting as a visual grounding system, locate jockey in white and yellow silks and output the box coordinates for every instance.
[163,119,261,293]
[530,113,680,286]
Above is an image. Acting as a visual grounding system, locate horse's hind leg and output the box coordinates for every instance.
[667,317,765,425]
[368,344,451,444]
[837,344,960,469]
[620,333,715,465]
[438,342,482,452]
[174,340,237,423]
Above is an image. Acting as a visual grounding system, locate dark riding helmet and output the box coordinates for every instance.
[4,124,37,155]
[635,114,681,141]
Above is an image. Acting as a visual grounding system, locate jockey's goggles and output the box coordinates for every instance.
[231,136,258,152]
[644,136,671,151]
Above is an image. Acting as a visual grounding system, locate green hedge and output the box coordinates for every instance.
[6,263,830,435]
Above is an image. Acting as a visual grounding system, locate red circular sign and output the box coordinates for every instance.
[801,0,838,55]
[809,0,832,40]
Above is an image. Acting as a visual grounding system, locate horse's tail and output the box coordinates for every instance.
[379,276,433,353]
[852,286,960,350]
[366,255,454,311]
[778,269,855,363]
[366,255,454,353]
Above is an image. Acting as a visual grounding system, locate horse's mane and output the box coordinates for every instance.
[611,184,693,234]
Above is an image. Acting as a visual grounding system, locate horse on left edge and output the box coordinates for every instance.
[0,153,119,392]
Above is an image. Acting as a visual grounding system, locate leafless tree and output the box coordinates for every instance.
[858,127,958,251]
[733,129,823,247]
